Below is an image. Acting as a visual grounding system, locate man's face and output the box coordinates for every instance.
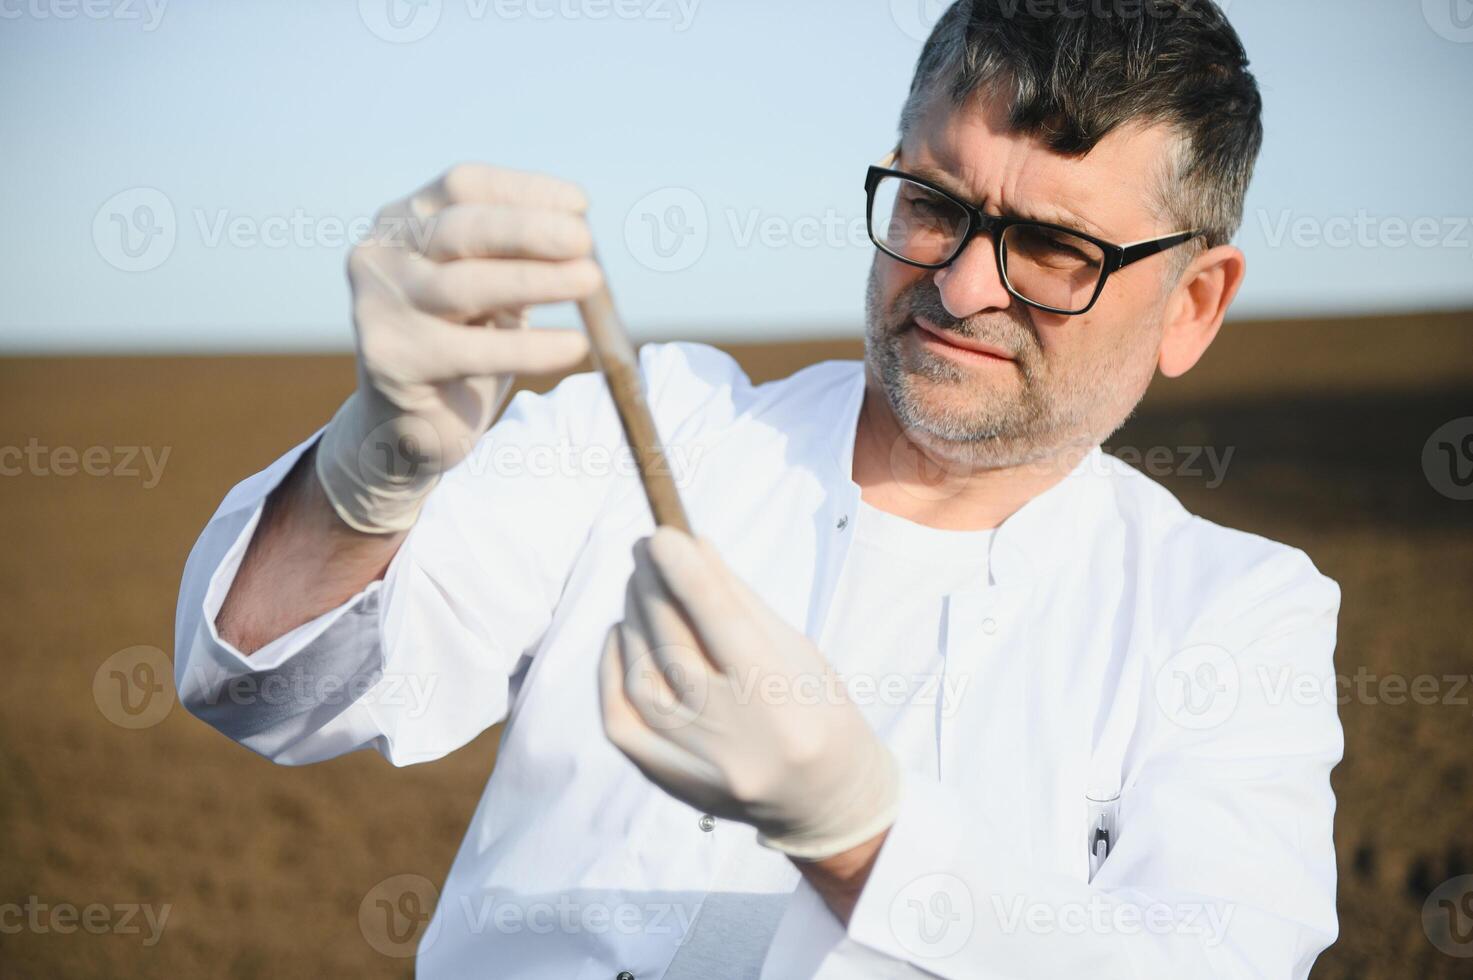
[864,88,1186,469]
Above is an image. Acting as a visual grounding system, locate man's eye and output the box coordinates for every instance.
[903,192,943,216]
[1045,237,1091,261]
[1013,226,1097,265]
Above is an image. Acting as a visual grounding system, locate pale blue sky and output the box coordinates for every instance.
[2,0,1470,352]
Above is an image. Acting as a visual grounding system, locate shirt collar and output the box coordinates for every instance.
[824,363,1110,587]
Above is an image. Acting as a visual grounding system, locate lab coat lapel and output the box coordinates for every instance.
[935,450,1112,875]
[695,362,867,647]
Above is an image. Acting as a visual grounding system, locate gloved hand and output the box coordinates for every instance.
[599,528,901,861]
[316,163,601,533]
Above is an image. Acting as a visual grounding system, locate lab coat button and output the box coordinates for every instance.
[982,617,997,634]
[617,972,635,980]
[698,814,716,832]
[836,515,848,530]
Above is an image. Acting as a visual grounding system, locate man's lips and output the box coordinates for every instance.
[909,316,1016,362]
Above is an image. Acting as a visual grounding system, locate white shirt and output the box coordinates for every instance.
[174,342,1343,979]
[664,502,993,978]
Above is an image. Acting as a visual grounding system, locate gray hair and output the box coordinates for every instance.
[899,0,1263,263]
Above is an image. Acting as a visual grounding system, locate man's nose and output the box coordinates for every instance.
[933,233,1013,319]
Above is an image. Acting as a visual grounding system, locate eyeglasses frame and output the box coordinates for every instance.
[864,163,1202,316]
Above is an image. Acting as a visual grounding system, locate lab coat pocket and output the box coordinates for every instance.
[1085,790,1120,883]
[1080,627,1147,883]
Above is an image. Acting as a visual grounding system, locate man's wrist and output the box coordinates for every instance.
[792,826,891,926]
[314,392,442,534]
[216,443,407,655]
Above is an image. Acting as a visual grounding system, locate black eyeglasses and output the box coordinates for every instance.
[865,165,1201,315]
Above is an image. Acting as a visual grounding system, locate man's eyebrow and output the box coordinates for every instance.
[903,163,1109,239]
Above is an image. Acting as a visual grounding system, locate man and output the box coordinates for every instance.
[175,1,1342,976]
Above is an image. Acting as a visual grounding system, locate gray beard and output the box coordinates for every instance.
[862,261,1147,470]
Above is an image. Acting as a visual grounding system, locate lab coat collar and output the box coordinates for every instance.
[822,363,1107,588]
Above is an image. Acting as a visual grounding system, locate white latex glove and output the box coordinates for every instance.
[316,163,600,533]
[599,528,901,861]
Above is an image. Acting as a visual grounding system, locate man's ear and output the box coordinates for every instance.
[1158,244,1245,378]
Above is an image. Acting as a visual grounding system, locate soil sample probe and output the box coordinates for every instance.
[575,260,692,533]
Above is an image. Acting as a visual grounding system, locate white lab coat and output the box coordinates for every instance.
[174,341,1343,979]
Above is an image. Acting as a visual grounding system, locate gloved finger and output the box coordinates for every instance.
[616,619,709,737]
[602,620,677,735]
[410,163,589,217]
[628,538,716,680]
[599,629,727,802]
[623,556,724,754]
[418,319,589,379]
[416,204,594,263]
[598,623,649,748]
[623,557,709,716]
[465,307,526,330]
[404,256,603,320]
[643,527,757,671]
